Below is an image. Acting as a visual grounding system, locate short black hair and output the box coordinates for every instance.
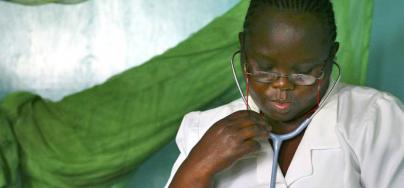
[243,0,337,42]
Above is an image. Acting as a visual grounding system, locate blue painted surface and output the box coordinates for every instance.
[125,140,178,188]
[366,0,404,101]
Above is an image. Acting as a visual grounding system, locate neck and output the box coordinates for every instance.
[266,107,315,135]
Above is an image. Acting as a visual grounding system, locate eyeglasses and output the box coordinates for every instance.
[244,63,326,86]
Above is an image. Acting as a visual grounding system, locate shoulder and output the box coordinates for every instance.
[335,83,404,149]
[174,98,246,154]
[335,84,403,125]
[334,84,404,187]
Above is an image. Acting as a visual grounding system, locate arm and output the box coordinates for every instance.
[168,154,215,188]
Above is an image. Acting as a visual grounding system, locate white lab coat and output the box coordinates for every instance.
[165,84,404,188]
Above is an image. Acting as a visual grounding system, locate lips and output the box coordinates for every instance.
[270,101,292,112]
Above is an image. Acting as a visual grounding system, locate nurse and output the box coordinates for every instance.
[166,0,404,187]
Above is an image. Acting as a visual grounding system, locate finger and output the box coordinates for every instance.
[254,120,272,133]
[234,140,261,157]
[238,126,268,140]
[226,110,261,121]
[222,110,271,132]
[243,111,272,132]
[215,110,255,127]
[235,118,270,133]
[239,126,259,140]
[232,110,261,119]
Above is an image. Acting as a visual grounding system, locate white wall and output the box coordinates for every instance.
[0,0,239,100]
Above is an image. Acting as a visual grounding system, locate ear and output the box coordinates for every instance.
[324,42,340,78]
[238,32,245,51]
[238,32,247,68]
[330,42,339,59]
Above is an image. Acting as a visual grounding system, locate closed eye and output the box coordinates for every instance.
[294,63,322,74]
[255,60,274,70]
[296,68,314,74]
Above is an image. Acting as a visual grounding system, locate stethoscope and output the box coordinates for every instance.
[230,50,341,188]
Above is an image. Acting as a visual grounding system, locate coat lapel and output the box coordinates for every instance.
[285,98,340,186]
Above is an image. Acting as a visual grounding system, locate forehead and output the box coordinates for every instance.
[245,6,331,62]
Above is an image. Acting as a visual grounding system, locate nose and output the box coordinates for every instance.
[271,76,294,90]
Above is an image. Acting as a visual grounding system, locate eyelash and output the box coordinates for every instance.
[255,61,274,70]
[259,65,274,71]
[296,68,313,74]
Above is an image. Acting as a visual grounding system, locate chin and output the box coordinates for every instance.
[262,108,298,123]
[271,114,297,123]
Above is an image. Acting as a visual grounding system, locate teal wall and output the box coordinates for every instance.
[125,140,178,187]
[366,0,404,100]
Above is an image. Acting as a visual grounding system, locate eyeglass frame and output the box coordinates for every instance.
[242,52,332,86]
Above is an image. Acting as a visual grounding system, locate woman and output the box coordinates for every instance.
[166,0,404,187]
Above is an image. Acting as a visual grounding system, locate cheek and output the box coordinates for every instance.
[293,80,329,111]
[248,83,269,100]
[293,86,318,107]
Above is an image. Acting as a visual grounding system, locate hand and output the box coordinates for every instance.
[169,110,271,188]
[187,110,271,175]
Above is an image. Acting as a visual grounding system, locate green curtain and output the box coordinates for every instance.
[334,0,374,84]
[0,0,373,187]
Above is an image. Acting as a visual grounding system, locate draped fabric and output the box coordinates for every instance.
[0,0,373,187]
[334,0,374,84]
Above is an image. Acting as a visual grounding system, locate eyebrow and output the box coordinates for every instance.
[292,62,323,72]
[294,61,323,67]
[251,56,276,67]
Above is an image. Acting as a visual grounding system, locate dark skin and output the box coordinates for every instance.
[169,6,339,188]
